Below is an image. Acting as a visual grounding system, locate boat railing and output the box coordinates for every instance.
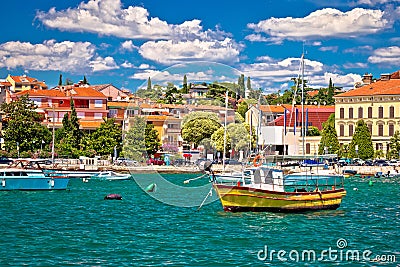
[283,174,344,193]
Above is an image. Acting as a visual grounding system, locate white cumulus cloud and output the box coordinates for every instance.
[368,46,400,65]
[247,8,392,42]
[239,56,360,92]
[36,0,233,42]
[0,40,118,73]
[138,38,240,65]
[120,40,137,52]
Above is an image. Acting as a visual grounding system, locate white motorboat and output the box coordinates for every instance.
[92,171,131,181]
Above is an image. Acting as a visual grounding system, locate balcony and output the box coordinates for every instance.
[75,105,89,109]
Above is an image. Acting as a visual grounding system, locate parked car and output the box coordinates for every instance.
[374,159,389,166]
[196,158,208,165]
[364,160,374,166]
[388,159,400,166]
[0,156,13,165]
[115,158,138,166]
[223,159,243,165]
[352,158,365,166]
[172,158,186,166]
[147,158,165,165]
[337,159,347,167]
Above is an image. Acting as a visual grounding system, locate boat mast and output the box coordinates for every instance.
[222,89,228,171]
[301,53,305,157]
[51,105,55,166]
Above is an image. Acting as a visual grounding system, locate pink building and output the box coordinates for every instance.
[13,85,108,130]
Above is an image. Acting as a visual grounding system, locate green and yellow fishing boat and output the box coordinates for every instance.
[209,166,346,212]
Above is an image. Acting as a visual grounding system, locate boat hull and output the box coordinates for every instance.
[213,184,346,212]
[0,178,70,190]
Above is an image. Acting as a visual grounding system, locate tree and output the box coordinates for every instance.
[237,74,245,98]
[227,123,252,154]
[69,99,83,147]
[387,130,400,159]
[348,120,374,159]
[82,118,122,156]
[123,117,146,161]
[0,95,52,154]
[161,84,182,104]
[82,75,89,85]
[181,112,221,147]
[65,78,73,85]
[318,114,339,155]
[181,111,220,126]
[145,123,161,156]
[182,74,188,94]
[327,78,334,105]
[147,77,152,90]
[211,127,230,152]
[235,112,245,123]
[306,126,320,136]
[236,100,248,119]
[55,99,84,157]
[58,74,63,86]
[135,84,163,100]
[246,76,252,91]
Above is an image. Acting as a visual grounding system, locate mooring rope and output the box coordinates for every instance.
[183,173,208,184]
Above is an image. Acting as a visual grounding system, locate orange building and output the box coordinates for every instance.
[12,85,108,130]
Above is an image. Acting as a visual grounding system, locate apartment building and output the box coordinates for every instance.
[334,70,400,154]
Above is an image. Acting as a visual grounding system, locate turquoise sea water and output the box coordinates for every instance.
[0,173,399,266]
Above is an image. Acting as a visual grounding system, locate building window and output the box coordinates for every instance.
[340,108,344,119]
[108,109,117,118]
[378,124,383,136]
[94,113,103,120]
[368,124,372,134]
[94,100,103,108]
[358,107,363,119]
[378,107,383,118]
[368,107,372,118]
[389,124,394,136]
[32,98,42,107]
[306,143,311,154]
[349,107,353,119]
[349,124,354,136]
[339,125,344,136]
[389,106,394,118]
[77,112,85,119]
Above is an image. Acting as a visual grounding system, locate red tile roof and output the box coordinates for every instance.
[15,89,64,97]
[307,90,319,97]
[70,87,106,98]
[271,105,334,130]
[10,75,47,88]
[336,71,400,97]
[14,87,106,98]
[259,105,285,113]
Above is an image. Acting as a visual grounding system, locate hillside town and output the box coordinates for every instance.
[1,70,400,163]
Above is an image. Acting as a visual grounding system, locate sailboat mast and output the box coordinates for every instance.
[222,90,228,171]
[51,104,55,165]
[301,53,305,156]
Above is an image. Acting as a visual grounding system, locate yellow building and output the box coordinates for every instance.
[334,70,400,155]
[6,74,47,93]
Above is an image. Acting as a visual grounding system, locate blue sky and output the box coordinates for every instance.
[0,0,399,93]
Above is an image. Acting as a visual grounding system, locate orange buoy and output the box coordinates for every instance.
[253,155,262,167]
